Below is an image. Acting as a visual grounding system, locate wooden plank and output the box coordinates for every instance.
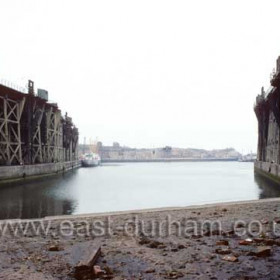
[68,242,101,280]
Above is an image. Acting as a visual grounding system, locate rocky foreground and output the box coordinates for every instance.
[1,199,280,279]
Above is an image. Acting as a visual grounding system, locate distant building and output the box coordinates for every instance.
[78,142,241,162]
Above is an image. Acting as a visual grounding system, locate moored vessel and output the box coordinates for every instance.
[81,153,101,167]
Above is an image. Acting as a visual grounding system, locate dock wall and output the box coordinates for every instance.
[254,160,280,183]
[254,56,280,183]
[0,160,80,181]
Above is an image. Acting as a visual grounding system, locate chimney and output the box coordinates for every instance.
[28,80,34,95]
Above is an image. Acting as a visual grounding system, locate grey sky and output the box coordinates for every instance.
[0,0,279,152]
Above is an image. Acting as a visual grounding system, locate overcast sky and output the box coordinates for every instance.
[0,0,280,153]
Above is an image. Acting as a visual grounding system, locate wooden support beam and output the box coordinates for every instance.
[3,97,10,165]
[0,96,25,165]
[32,104,45,163]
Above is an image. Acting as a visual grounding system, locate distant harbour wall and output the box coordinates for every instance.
[0,160,80,182]
[102,158,239,163]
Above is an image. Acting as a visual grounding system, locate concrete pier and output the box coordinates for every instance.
[0,160,80,182]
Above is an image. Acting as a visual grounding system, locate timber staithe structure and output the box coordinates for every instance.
[0,80,79,181]
[254,56,280,182]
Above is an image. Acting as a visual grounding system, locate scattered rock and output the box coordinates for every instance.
[223,230,235,236]
[203,229,225,236]
[261,219,269,225]
[242,262,255,271]
[149,241,164,249]
[93,265,104,277]
[215,248,231,255]
[222,255,238,262]
[239,239,253,246]
[263,239,276,246]
[103,265,113,275]
[139,238,150,246]
[165,270,184,279]
[171,248,179,252]
[255,246,272,257]
[212,230,223,236]
[145,268,155,273]
[253,238,264,244]
[259,232,267,238]
[247,246,271,257]
[236,223,245,228]
[192,234,203,239]
[48,245,60,252]
[216,240,229,246]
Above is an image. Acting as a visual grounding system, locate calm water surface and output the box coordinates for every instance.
[0,162,280,219]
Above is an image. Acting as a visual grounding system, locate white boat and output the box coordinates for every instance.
[238,153,257,162]
[81,153,101,167]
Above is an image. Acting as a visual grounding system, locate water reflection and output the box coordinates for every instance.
[1,163,280,220]
[0,171,78,219]
[254,172,280,199]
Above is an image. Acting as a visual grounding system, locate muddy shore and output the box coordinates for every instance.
[1,198,280,279]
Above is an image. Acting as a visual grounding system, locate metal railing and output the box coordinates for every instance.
[0,79,28,94]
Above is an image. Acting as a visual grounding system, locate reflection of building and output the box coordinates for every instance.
[255,56,280,181]
[0,173,77,219]
[254,172,280,199]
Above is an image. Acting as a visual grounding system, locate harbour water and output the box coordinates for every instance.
[0,161,279,220]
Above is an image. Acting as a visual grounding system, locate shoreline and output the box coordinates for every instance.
[42,197,280,221]
[1,198,280,279]
[1,197,278,222]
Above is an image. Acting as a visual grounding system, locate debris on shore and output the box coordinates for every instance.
[1,199,280,279]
